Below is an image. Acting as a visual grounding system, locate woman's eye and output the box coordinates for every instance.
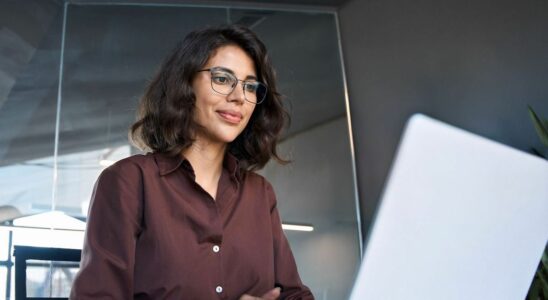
[212,75,231,85]
[244,83,258,93]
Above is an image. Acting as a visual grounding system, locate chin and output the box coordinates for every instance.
[222,134,241,144]
[214,131,242,144]
[222,126,247,141]
[200,123,247,145]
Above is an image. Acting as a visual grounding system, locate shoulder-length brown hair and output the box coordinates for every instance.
[130,25,289,171]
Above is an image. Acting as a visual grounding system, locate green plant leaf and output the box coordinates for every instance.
[531,147,547,159]
[528,105,548,147]
[528,276,540,299]
[527,245,548,298]
[541,250,548,274]
[539,272,548,298]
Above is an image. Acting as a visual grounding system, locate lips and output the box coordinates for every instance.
[216,110,243,124]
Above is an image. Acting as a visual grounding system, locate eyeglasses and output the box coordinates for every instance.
[197,67,267,104]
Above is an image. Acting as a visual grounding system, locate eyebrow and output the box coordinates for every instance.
[215,66,258,81]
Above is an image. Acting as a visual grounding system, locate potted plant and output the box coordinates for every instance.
[526,106,548,300]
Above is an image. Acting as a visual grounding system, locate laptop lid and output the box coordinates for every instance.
[350,114,548,300]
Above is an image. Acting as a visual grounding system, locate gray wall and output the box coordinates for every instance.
[261,117,360,300]
[338,0,548,237]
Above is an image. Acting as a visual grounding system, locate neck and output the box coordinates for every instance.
[182,139,227,199]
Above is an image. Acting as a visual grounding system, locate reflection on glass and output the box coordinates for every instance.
[0,0,64,216]
[13,210,82,229]
[54,146,131,216]
[0,230,11,299]
[26,260,79,298]
[0,267,11,300]
[6,227,83,250]
[1,2,65,296]
[0,230,8,261]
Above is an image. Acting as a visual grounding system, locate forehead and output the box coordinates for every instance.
[205,44,256,77]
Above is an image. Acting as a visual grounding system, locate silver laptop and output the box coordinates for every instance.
[350,114,548,300]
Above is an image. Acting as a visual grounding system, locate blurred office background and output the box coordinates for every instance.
[1,0,547,299]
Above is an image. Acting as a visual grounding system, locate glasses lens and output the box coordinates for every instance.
[210,70,236,95]
[208,68,267,104]
[243,82,267,104]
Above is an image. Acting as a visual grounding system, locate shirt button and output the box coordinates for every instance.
[213,245,220,253]
[216,286,223,293]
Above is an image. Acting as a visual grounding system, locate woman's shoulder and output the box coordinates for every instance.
[242,170,268,185]
[241,170,276,197]
[100,153,156,178]
[115,153,155,165]
[108,153,149,168]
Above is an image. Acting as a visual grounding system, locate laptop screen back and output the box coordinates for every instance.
[350,114,548,300]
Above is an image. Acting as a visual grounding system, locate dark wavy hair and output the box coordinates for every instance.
[130,25,289,171]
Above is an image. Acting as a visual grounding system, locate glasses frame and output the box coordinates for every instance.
[197,67,267,104]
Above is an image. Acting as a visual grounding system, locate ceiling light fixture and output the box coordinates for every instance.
[281,223,314,232]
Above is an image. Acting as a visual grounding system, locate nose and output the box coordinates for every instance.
[227,81,246,104]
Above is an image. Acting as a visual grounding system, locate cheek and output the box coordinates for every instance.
[192,98,212,127]
[192,79,214,107]
[193,93,216,116]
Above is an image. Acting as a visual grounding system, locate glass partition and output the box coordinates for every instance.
[0,0,64,217]
[0,2,360,299]
[56,3,228,216]
[1,1,65,298]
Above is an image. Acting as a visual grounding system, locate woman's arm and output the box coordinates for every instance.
[70,161,143,299]
[266,182,315,300]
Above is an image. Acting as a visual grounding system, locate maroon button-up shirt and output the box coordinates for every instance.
[70,152,313,300]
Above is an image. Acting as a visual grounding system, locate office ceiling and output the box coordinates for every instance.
[195,0,351,7]
[68,0,351,8]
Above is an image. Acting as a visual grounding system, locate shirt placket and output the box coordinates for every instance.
[190,174,230,299]
[211,172,239,300]
[180,159,238,299]
[211,202,228,299]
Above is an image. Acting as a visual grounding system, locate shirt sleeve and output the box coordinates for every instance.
[70,161,143,299]
[266,182,315,300]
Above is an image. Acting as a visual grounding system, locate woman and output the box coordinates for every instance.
[70,25,314,300]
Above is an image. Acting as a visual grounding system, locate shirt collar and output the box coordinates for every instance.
[154,151,242,181]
